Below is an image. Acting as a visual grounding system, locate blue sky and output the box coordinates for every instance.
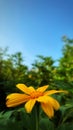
[0,0,73,67]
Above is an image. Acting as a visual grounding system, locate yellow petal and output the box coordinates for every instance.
[37,96,51,103]
[41,102,54,118]
[25,99,36,113]
[36,85,49,92]
[44,90,68,96]
[28,86,35,93]
[16,84,33,94]
[6,93,29,107]
[46,96,60,110]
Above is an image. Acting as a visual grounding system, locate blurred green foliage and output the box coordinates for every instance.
[0,36,73,130]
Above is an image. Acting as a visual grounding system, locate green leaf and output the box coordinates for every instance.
[56,123,73,130]
[40,117,54,130]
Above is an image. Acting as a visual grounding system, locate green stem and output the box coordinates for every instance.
[35,103,40,130]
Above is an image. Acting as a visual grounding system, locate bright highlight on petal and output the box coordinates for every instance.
[37,96,51,103]
[6,83,67,118]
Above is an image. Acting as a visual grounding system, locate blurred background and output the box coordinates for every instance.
[0,1,73,130]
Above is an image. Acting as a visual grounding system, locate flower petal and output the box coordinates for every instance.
[16,84,34,94]
[6,93,29,107]
[41,102,54,118]
[25,99,36,113]
[44,90,67,96]
[36,85,49,92]
[37,96,50,103]
[28,86,35,93]
[46,96,60,110]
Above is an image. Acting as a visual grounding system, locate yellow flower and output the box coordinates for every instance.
[6,84,67,118]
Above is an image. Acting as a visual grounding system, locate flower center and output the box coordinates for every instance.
[30,91,43,99]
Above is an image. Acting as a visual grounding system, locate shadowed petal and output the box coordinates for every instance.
[25,99,36,113]
[6,93,29,107]
[36,85,49,92]
[44,90,67,96]
[41,102,54,118]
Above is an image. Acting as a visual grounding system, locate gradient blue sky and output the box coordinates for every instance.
[0,0,73,67]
